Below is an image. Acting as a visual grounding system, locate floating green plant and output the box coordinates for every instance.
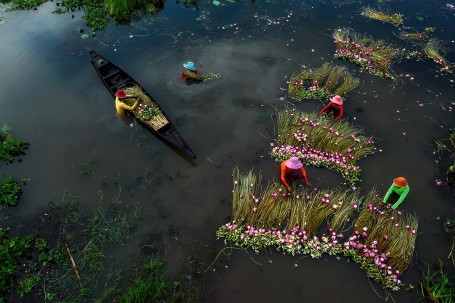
[288,63,360,101]
[0,124,29,163]
[0,176,22,207]
[361,7,404,26]
[217,168,419,291]
[333,27,398,79]
[398,31,428,40]
[270,109,375,186]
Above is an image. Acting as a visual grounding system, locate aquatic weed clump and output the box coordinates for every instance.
[288,63,360,101]
[361,7,404,26]
[0,125,29,163]
[216,169,419,291]
[0,176,22,207]
[333,27,399,79]
[270,109,376,186]
[419,260,455,302]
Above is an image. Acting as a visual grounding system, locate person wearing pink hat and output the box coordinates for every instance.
[319,95,344,121]
[383,177,410,209]
[280,156,311,191]
[115,89,139,117]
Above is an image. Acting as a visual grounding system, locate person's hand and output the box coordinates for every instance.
[287,186,292,192]
[306,181,312,188]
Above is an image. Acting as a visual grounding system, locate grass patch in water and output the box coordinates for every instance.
[0,176,23,207]
[0,125,29,163]
[419,260,455,303]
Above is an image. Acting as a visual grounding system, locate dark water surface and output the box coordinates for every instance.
[1,0,455,302]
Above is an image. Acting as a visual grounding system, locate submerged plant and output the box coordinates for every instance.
[333,27,399,79]
[361,7,404,26]
[270,109,375,186]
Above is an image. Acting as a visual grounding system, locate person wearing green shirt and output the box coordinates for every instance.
[383,177,410,210]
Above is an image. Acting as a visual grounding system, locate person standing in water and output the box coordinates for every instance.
[319,95,344,121]
[383,177,410,209]
[280,156,311,191]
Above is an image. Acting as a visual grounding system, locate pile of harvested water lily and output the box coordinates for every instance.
[216,168,418,291]
[270,108,375,187]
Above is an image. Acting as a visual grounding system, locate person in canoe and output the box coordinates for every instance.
[180,61,205,82]
[115,89,139,117]
[383,177,410,210]
[319,95,344,121]
[280,156,311,191]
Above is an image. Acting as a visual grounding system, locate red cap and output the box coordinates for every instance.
[115,89,127,98]
[393,177,408,187]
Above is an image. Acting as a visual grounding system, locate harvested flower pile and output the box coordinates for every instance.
[216,168,418,291]
[333,27,399,79]
[288,63,360,101]
[270,109,375,186]
[125,85,169,130]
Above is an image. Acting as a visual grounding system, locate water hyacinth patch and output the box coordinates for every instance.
[288,63,360,101]
[270,109,375,186]
[217,169,419,291]
[332,27,399,79]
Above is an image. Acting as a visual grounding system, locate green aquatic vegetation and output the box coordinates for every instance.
[0,0,47,10]
[0,176,22,207]
[419,261,455,303]
[0,125,29,163]
[0,228,51,301]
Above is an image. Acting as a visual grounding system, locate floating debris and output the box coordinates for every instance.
[270,109,375,186]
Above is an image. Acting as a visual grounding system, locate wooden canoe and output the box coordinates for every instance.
[89,50,196,159]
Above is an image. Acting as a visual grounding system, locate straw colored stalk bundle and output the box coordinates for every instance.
[288,63,360,101]
[423,40,451,71]
[323,66,346,91]
[398,31,427,41]
[352,189,382,234]
[125,85,169,130]
[361,7,404,26]
[326,189,361,233]
[232,167,262,225]
[332,28,397,79]
[275,110,375,162]
[245,182,293,229]
[333,73,360,96]
[302,189,338,236]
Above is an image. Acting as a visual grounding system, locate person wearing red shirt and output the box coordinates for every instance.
[280,156,311,191]
[180,61,204,81]
[319,95,344,121]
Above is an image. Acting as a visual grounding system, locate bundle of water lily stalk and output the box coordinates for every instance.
[270,108,375,187]
[332,27,399,79]
[288,62,360,101]
[216,168,418,291]
[125,85,168,130]
[361,7,404,26]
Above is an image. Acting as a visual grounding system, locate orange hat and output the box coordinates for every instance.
[393,177,408,187]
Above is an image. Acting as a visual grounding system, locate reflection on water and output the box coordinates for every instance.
[0,0,454,302]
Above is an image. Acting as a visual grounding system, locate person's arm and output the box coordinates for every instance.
[183,70,205,81]
[120,100,138,111]
[383,184,395,203]
[319,103,331,115]
[334,104,343,121]
[280,162,291,189]
[391,186,410,210]
[299,167,309,184]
